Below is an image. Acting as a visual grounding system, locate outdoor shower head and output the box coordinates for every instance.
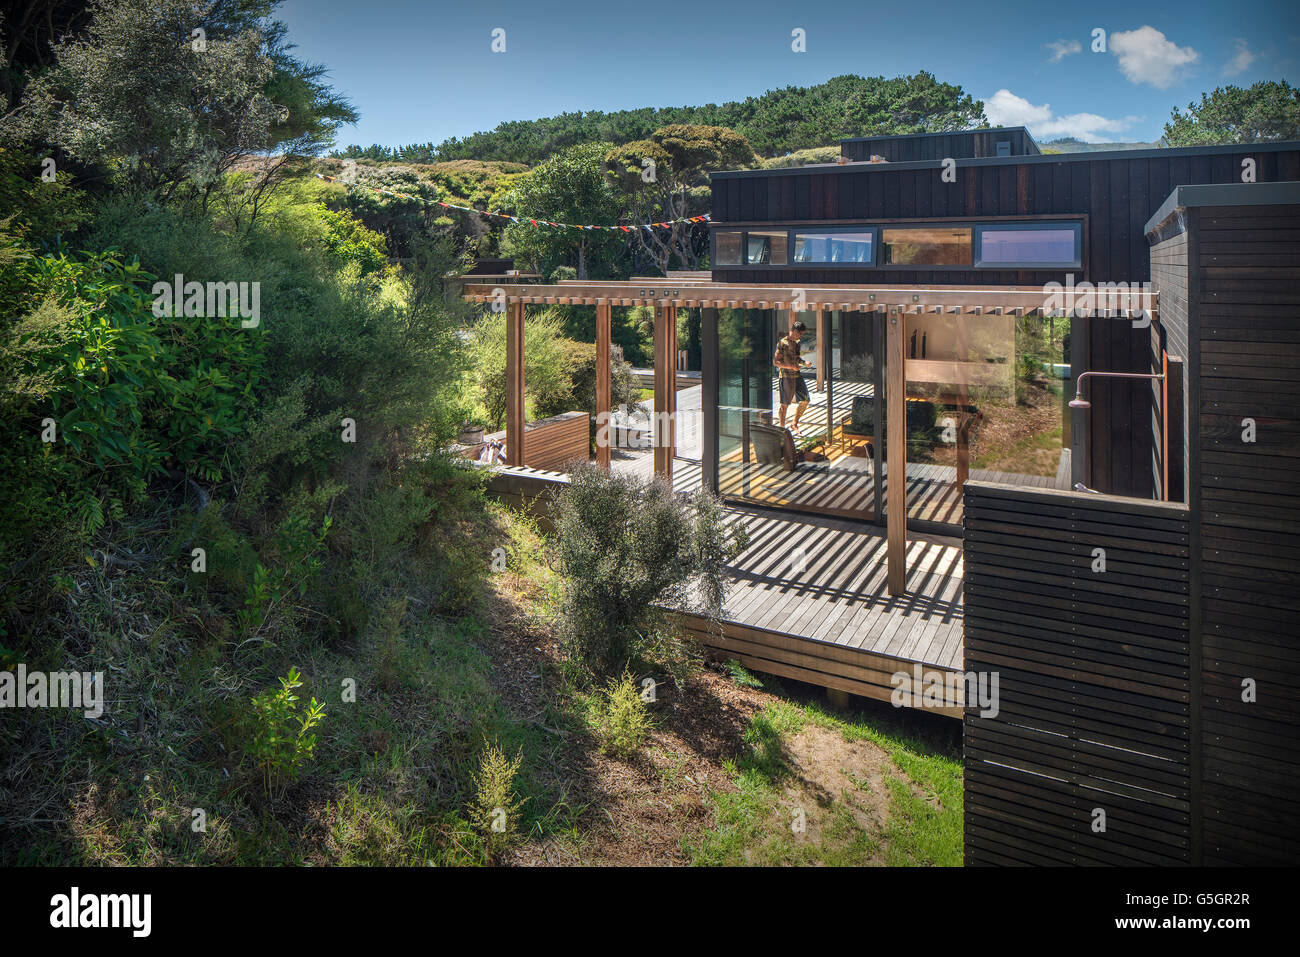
[1070,370,1164,411]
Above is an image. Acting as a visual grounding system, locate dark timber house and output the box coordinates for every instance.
[464,128,1300,865]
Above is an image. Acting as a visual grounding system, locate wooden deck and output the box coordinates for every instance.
[676,506,964,718]
[486,461,966,717]
[615,453,1069,528]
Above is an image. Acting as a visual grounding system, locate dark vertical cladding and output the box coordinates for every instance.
[711,146,1300,284]
[708,141,1300,498]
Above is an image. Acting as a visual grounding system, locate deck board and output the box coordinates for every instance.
[678,505,966,717]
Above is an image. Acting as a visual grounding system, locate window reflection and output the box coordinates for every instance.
[746,231,788,265]
[881,227,972,266]
[977,226,1079,266]
[792,229,875,264]
[715,231,743,266]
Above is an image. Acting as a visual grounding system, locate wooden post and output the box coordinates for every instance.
[653,305,677,481]
[653,306,664,476]
[596,301,611,469]
[506,300,525,467]
[887,309,906,596]
[668,305,678,476]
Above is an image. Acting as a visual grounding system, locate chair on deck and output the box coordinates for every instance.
[749,422,798,471]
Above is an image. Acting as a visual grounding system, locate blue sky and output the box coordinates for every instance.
[277,0,1299,149]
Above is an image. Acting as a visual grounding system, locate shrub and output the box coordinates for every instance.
[552,463,746,675]
[313,203,388,276]
[236,511,332,640]
[468,741,524,858]
[536,340,642,423]
[245,667,326,800]
[470,308,574,429]
[597,670,653,758]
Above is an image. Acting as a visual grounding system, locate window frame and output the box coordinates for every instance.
[973,221,1083,270]
[789,226,878,266]
[878,224,973,268]
[710,218,1086,272]
[745,229,790,265]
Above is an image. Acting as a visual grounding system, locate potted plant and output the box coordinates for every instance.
[458,422,486,446]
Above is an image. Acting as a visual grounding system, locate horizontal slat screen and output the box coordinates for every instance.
[962,481,1192,865]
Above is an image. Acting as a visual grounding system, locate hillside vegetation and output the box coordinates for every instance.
[338,72,986,165]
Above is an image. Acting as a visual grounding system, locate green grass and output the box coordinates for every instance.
[687,699,962,867]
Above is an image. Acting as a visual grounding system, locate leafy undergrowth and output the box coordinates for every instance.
[2,473,961,867]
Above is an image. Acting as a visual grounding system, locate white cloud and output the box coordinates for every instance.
[985,89,1143,143]
[1110,26,1200,89]
[1045,39,1083,63]
[1223,38,1256,76]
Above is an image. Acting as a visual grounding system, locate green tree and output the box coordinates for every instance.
[606,125,757,275]
[331,163,444,259]
[17,0,355,209]
[423,72,985,163]
[1163,81,1300,146]
[498,142,622,279]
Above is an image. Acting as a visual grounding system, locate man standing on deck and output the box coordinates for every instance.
[774,320,810,435]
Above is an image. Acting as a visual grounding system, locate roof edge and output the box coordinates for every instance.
[712,140,1300,182]
[1144,181,1300,236]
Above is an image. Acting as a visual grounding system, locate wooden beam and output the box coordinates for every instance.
[462,281,1156,314]
[887,310,906,596]
[506,301,526,467]
[595,301,611,469]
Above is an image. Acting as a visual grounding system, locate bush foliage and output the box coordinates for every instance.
[552,463,746,675]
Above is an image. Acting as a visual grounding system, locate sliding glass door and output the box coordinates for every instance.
[714,307,882,522]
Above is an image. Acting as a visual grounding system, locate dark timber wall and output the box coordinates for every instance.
[962,185,1300,866]
[710,143,1300,498]
[1145,185,1300,865]
[962,482,1192,865]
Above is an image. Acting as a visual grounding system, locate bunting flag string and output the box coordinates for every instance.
[315,172,710,231]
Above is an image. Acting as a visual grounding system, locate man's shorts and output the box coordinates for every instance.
[780,375,810,405]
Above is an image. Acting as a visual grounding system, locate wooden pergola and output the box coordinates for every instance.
[462,279,1158,596]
